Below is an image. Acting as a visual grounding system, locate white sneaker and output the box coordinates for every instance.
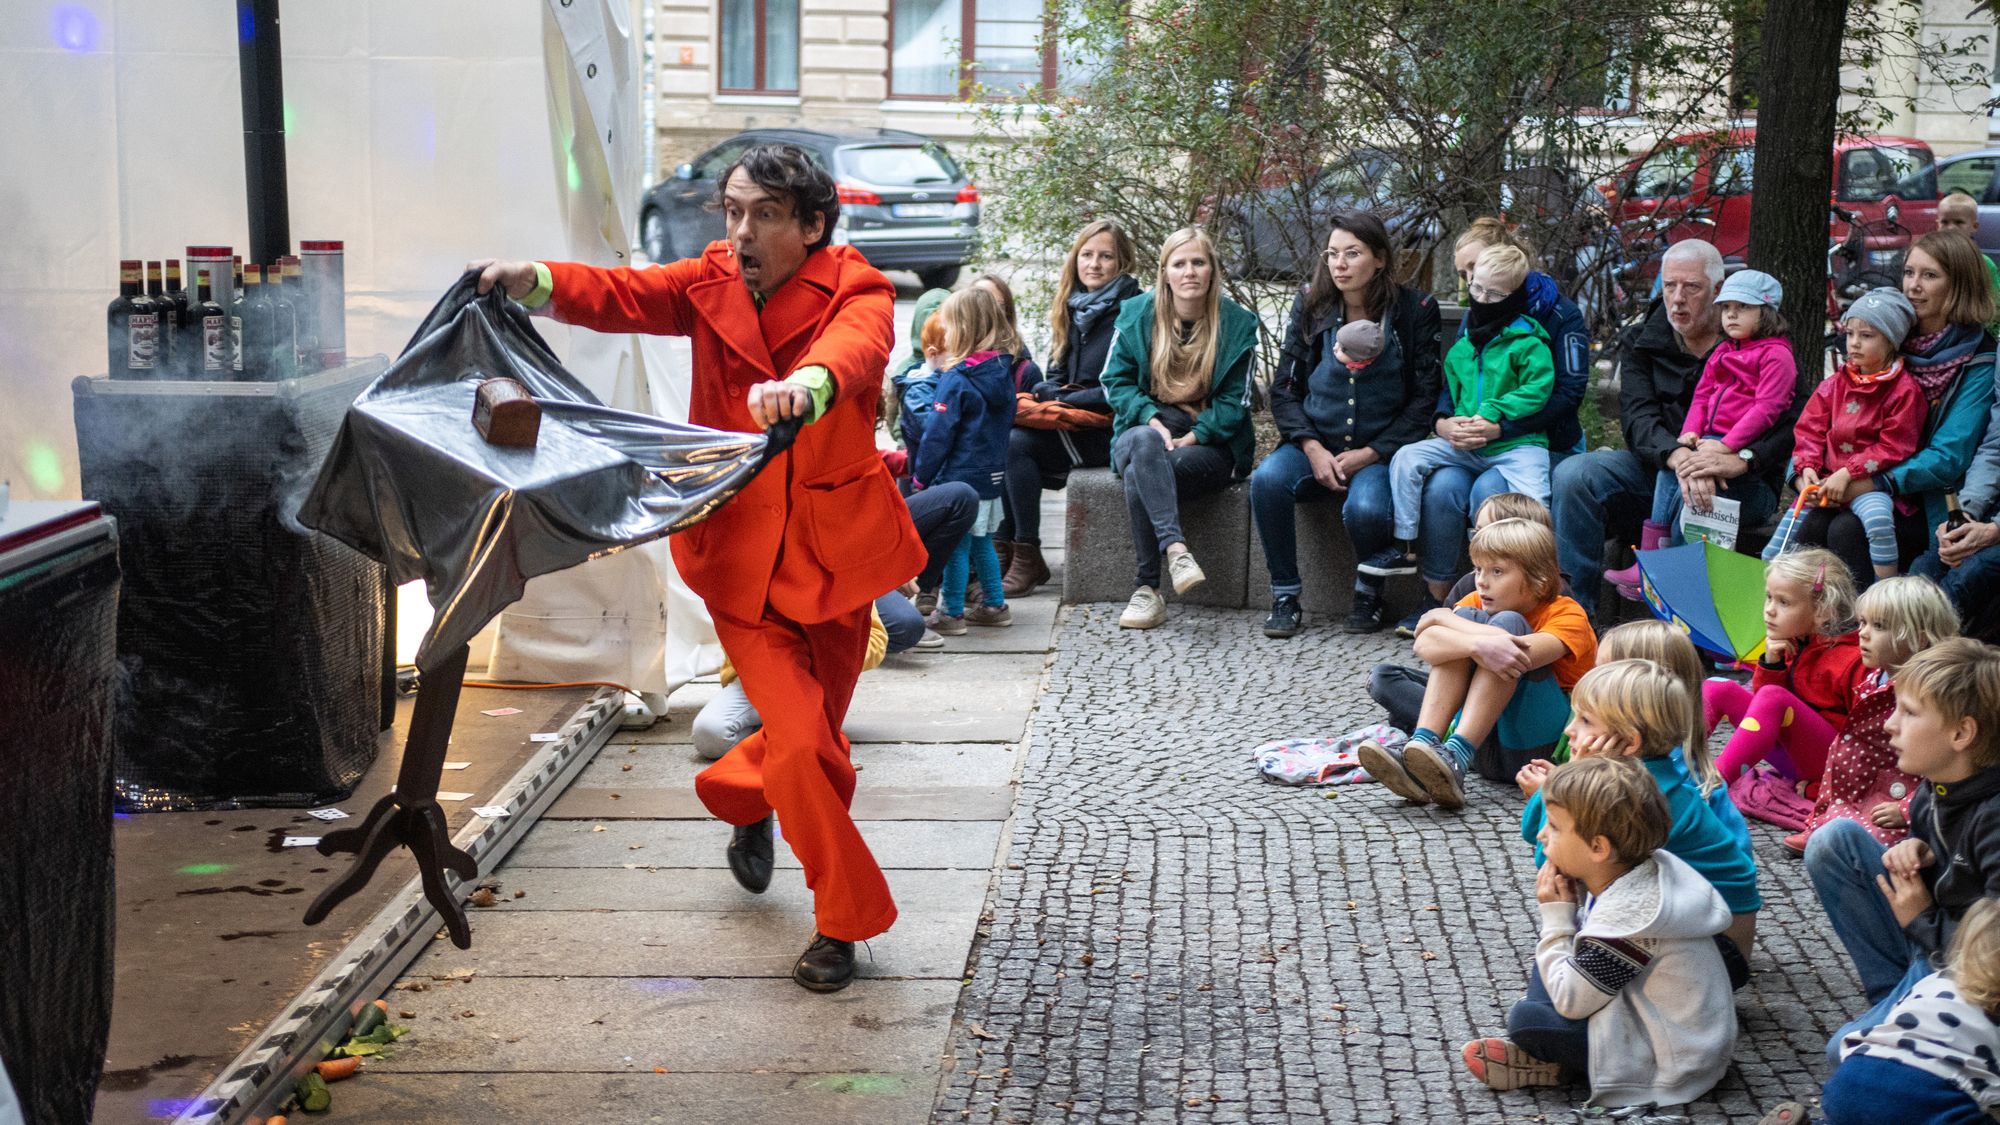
[1119,585,1167,629]
[619,691,668,730]
[1167,550,1206,595]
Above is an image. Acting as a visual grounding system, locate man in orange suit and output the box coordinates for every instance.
[474,144,926,991]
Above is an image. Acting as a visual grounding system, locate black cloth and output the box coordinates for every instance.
[1464,286,1529,351]
[300,274,792,671]
[1046,274,1142,412]
[1267,283,1443,461]
[1793,505,1930,590]
[1616,300,1795,490]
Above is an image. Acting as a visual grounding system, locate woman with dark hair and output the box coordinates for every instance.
[1101,226,1259,630]
[997,219,1143,597]
[1250,211,1443,636]
[1802,231,1998,587]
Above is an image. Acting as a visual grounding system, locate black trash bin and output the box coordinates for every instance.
[73,360,391,811]
[0,499,120,1125]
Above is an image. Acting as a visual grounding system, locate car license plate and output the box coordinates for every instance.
[892,203,949,218]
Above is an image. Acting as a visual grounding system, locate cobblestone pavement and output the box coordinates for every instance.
[935,603,1856,1124]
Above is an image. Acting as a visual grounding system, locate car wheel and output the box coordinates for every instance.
[917,265,961,290]
[641,209,670,263]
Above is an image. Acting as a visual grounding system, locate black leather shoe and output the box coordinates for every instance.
[726,815,773,893]
[793,932,857,992]
[1262,594,1303,638]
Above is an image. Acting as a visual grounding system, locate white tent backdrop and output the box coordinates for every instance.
[0,0,718,693]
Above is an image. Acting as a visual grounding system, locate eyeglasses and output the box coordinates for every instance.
[1466,281,1503,302]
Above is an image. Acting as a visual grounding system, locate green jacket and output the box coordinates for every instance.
[1983,255,2000,342]
[890,287,952,382]
[1440,315,1555,456]
[1099,290,1259,474]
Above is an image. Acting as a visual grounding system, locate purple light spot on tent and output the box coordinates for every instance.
[418,113,436,161]
[148,1099,204,1118]
[52,7,98,52]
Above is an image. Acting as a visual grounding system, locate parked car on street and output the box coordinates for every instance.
[1936,146,2000,263]
[640,127,978,289]
[1604,128,1938,265]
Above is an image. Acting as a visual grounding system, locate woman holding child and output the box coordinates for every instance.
[1100,226,1259,630]
[1800,231,1998,584]
[1249,210,1443,636]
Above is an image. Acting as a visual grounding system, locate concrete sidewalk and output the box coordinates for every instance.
[318,496,1064,1124]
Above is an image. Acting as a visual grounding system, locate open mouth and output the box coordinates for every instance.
[738,254,762,275]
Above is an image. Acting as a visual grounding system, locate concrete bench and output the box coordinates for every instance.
[1059,467,1426,622]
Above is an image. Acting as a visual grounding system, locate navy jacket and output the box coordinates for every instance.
[1267,283,1442,461]
[1906,766,2000,955]
[914,351,1018,499]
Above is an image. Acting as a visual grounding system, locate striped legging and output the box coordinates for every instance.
[1766,490,1898,566]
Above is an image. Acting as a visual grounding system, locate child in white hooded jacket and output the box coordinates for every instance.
[1463,756,1738,1115]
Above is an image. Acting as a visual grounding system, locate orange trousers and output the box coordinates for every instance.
[693,603,895,941]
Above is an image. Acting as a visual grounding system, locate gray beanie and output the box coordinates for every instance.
[1842,287,1917,350]
[1336,319,1384,362]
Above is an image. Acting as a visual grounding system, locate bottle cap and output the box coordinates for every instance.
[300,240,344,252]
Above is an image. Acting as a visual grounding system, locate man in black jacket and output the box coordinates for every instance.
[1550,240,1796,619]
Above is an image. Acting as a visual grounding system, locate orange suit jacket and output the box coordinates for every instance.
[545,243,926,625]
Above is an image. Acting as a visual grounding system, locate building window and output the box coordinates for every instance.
[720,0,798,94]
[890,0,1070,100]
[1550,26,1637,114]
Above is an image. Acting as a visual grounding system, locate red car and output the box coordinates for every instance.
[1606,128,1938,263]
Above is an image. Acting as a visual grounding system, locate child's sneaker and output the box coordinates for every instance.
[1461,1037,1562,1091]
[915,590,938,616]
[1355,740,1430,804]
[1403,740,1467,810]
[1576,1106,1692,1124]
[1782,829,1809,854]
[964,604,1012,627]
[927,610,968,636]
[1395,593,1442,638]
[914,629,946,650]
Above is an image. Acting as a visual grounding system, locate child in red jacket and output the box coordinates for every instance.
[1792,576,1962,852]
[1705,548,1865,799]
[1762,289,1926,581]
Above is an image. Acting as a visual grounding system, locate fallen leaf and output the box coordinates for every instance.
[653,1067,667,1074]
[621,763,634,772]
[513,890,525,899]
[1079,953,1095,966]
[394,980,429,992]
[1422,951,1438,961]
[469,888,498,908]
[455,1010,477,1019]
[592,824,607,833]
[968,1022,997,1041]
[609,793,621,800]
[399,1010,417,1019]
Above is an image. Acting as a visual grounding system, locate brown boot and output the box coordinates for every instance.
[1002,542,1051,597]
[995,539,1016,576]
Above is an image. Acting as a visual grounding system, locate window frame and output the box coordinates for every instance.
[718,0,800,96]
[887,0,1060,102]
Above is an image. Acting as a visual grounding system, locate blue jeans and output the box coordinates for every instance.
[1506,962,1588,1081]
[1914,542,2000,642]
[1249,444,1391,597]
[1388,438,1550,540]
[1823,1053,1989,1125]
[1804,817,1937,1061]
[876,591,926,654]
[1552,449,1651,611]
[1413,465,1512,583]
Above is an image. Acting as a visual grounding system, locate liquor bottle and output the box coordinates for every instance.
[236,265,280,381]
[281,256,317,372]
[194,269,233,377]
[144,261,172,374]
[265,260,301,379]
[229,255,246,374]
[167,259,199,378]
[108,259,160,379]
[1947,491,1974,533]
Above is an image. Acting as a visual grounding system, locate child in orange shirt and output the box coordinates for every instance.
[1360,518,1598,810]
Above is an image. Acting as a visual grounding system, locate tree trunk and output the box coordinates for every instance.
[1747,0,1850,393]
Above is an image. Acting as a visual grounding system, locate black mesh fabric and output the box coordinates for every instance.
[73,366,388,811]
[0,529,119,1124]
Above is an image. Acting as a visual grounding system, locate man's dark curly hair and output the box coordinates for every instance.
[713,143,840,251]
